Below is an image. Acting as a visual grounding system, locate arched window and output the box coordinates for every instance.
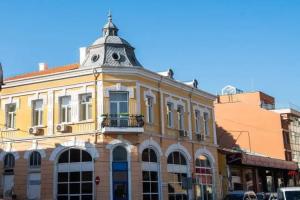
[3,153,16,199]
[195,155,213,200]
[142,148,159,200]
[167,151,187,165]
[113,146,127,162]
[4,153,15,170]
[112,146,129,200]
[28,151,42,199]
[142,148,157,163]
[56,149,93,200]
[167,151,188,200]
[29,151,41,168]
[58,148,92,163]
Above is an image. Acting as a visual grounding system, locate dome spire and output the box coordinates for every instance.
[102,10,118,36]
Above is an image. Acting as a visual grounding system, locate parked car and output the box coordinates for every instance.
[277,187,300,200]
[257,192,277,200]
[224,191,257,200]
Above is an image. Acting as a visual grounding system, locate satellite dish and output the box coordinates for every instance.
[0,62,4,90]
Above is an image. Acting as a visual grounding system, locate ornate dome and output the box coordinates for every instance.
[81,13,142,68]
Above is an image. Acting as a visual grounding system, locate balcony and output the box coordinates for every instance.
[101,114,144,134]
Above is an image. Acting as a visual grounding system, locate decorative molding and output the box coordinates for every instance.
[1,97,20,110]
[24,140,46,159]
[49,137,99,161]
[176,99,186,112]
[106,138,133,153]
[194,147,216,166]
[165,143,192,161]
[143,89,157,104]
[104,83,134,98]
[193,104,211,118]
[138,138,163,156]
[27,93,48,107]
[0,142,20,161]
[165,96,176,107]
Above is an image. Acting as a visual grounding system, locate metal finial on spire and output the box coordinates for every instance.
[108,9,112,22]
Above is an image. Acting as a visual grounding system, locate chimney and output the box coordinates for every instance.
[80,47,87,65]
[39,63,48,71]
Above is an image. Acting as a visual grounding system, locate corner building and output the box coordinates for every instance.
[0,14,219,200]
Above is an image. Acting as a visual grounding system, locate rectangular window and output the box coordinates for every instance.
[204,112,209,136]
[146,96,154,124]
[195,110,201,134]
[60,96,71,123]
[32,100,43,126]
[167,102,174,128]
[109,92,129,127]
[168,172,188,199]
[5,103,16,129]
[142,171,159,200]
[177,105,184,130]
[79,93,92,121]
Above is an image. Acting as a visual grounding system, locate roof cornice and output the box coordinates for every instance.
[3,66,216,100]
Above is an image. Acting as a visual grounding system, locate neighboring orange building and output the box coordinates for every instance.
[215,86,297,195]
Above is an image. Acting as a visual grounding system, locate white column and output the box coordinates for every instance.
[97,81,103,130]
[47,90,54,135]
[136,81,141,115]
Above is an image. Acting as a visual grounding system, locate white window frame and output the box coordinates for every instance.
[5,103,16,129]
[146,96,154,124]
[195,110,201,134]
[32,100,43,127]
[141,148,160,200]
[203,112,210,136]
[59,96,72,124]
[167,102,174,128]
[79,93,92,122]
[177,105,184,130]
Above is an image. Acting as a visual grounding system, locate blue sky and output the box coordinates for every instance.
[0,1,299,108]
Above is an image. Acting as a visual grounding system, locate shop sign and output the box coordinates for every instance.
[288,170,298,177]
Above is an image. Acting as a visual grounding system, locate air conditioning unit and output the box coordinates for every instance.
[196,134,204,141]
[179,130,188,137]
[56,124,68,133]
[28,127,41,135]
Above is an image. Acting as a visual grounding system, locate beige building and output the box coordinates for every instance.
[0,14,219,200]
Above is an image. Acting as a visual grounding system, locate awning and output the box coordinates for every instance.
[221,149,298,171]
[241,153,298,171]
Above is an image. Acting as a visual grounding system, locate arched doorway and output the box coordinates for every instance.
[27,151,42,200]
[3,153,15,198]
[195,155,213,200]
[112,146,128,200]
[56,148,94,200]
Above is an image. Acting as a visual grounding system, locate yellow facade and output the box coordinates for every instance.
[0,15,220,200]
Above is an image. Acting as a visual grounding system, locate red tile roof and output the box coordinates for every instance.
[5,63,80,81]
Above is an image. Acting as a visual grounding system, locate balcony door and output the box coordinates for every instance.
[109,92,129,127]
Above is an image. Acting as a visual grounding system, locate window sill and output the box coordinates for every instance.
[31,125,47,128]
[75,120,94,124]
[1,128,19,132]
[58,122,73,125]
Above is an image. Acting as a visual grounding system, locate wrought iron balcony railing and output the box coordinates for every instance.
[101,114,144,128]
